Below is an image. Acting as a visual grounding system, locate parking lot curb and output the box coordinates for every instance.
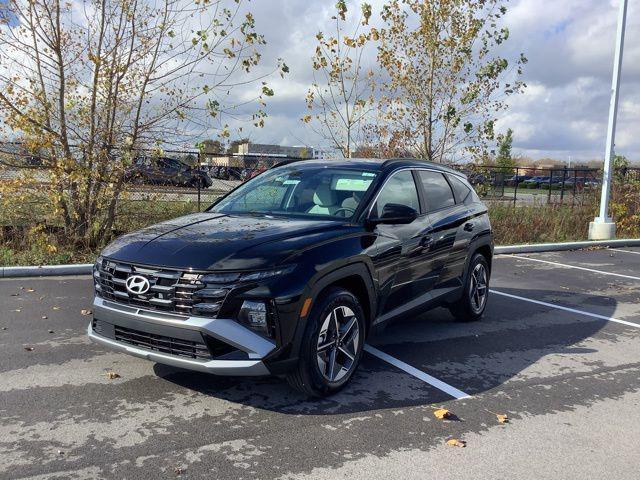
[2,239,639,278]
[494,238,640,255]
[1,263,93,279]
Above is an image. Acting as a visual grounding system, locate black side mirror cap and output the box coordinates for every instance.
[367,203,418,226]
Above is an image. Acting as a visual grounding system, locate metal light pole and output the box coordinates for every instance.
[589,0,628,240]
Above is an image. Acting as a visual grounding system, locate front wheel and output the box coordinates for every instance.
[449,253,490,322]
[287,288,365,397]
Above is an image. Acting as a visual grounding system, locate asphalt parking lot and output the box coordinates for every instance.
[2,247,640,479]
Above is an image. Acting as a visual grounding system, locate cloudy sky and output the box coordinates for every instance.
[235,0,640,162]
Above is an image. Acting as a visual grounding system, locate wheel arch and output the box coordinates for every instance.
[474,243,493,273]
[307,262,376,336]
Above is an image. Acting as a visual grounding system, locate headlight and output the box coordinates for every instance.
[200,265,295,284]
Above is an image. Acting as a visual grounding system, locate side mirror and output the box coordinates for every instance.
[368,203,418,226]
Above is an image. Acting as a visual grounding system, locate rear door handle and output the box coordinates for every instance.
[463,222,474,232]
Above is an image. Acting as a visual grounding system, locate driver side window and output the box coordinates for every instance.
[371,170,420,218]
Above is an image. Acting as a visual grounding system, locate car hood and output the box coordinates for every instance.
[101,212,354,270]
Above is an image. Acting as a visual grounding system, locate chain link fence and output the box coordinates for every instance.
[452,164,640,206]
[0,142,294,212]
[1,141,638,231]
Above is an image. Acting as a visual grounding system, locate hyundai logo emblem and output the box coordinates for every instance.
[125,275,150,295]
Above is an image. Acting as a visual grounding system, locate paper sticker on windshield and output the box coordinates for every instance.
[282,179,300,185]
[333,178,373,191]
[362,172,375,177]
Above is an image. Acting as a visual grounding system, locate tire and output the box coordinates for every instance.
[286,288,366,397]
[449,253,490,322]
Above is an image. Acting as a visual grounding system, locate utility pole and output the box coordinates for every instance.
[589,0,628,240]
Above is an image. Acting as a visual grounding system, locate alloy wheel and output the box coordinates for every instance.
[316,305,360,382]
[469,262,488,313]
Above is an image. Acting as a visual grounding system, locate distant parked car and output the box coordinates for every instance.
[563,177,586,187]
[126,156,212,188]
[506,174,532,187]
[522,176,550,188]
[467,172,487,185]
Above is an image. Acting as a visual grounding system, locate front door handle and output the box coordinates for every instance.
[463,222,474,232]
[420,236,434,249]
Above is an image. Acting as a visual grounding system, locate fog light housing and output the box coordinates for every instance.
[238,300,268,334]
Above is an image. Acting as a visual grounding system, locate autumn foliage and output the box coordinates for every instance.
[0,0,286,248]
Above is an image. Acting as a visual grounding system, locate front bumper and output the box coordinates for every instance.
[88,296,276,376]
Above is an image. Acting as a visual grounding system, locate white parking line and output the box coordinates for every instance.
[610,248,640,256]
[364,344,471,400]
[509,255,640,281]
[491,290,640,329]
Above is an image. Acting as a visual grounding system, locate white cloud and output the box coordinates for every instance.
[4,0,638,161]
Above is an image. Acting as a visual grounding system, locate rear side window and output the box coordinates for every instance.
[371,170,420,218]
[447,174,472,204]
[417,171,455,211]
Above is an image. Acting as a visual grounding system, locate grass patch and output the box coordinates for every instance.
[0,197,206,266]
[489,203,597,245]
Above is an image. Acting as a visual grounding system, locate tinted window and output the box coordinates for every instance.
[371,170,420,218]
[417,171,455,211]
[447,174,472,203]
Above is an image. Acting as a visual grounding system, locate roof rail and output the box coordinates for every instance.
[381,158,463,176]
[270,157,310,169]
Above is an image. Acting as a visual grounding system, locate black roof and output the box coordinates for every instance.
[273,157,464,177]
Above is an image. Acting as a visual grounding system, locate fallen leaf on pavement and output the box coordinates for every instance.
[485,409,509,424]
[433,408,452,420]
[105,372,121,380]
[41,316,48,319]
[174,467,184,475]
[446,439,466,448]
[26,288,35,292]
[52,306,60,310]
[14,309,21,312]
[81,309,92,316]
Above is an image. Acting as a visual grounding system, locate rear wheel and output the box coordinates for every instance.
[449,253,490,322]
[287,288,365,397]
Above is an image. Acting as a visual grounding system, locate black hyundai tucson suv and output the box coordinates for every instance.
[89,158,493,396]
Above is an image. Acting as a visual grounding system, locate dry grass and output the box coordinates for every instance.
[488,202,598,245]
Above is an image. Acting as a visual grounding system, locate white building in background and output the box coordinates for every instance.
[236,142,312,159]
[235,142,341,160]
[311,147,340,160]
[199,140,342,168]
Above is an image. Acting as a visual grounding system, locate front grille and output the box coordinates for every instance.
[95,260,228,316]
[114,324,211,360]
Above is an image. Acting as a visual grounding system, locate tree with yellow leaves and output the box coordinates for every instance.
[378,0,526,162]
[0,0,287,248]
[303,1,377,158]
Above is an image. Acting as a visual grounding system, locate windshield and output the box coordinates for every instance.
[210,165,378,219]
